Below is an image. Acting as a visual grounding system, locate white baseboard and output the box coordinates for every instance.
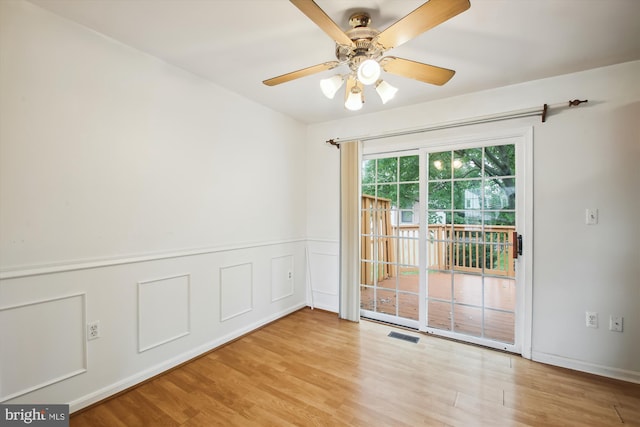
[307,302,338,313]
[69,302,307,413]
[532,351,640,384]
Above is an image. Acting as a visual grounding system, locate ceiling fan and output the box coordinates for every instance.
[263,0,471,111]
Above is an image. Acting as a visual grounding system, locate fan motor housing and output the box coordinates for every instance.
[335,12,382,65]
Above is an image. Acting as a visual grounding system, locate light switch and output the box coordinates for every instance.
[585,208,598,225]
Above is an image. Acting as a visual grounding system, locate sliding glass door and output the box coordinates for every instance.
[425,144,517,349]
[360,134,528,353]
[360,154,420,329]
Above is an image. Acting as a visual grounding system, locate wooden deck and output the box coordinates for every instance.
[361,271,516,343]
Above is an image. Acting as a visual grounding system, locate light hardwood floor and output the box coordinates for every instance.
[71,308,640,426]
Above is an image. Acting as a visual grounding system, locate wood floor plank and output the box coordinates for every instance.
[71,308,640,426]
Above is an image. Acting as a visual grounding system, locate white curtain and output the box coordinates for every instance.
[339,140,361,321]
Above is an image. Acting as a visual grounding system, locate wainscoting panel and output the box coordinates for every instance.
[307,249,339,312]
[309,252,339,296]
[0,294,87,401]
[138,274,191,353]
[220,263,253,321]
[0,240,306,410]
[271,255,294,302]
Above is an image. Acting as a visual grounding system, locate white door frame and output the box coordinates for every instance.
[362,127,533,359]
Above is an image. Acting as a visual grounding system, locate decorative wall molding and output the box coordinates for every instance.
[271,254,294,302]
[308,252,339,296]
[68,303,306,413]
[220,263,253,322]
[306,238,339,244]
[137,274,191,353]
[0,238,306,280]
[0,293,87,402]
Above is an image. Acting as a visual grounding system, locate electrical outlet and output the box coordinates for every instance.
[288,271,293,279]
[87,321,101,340]
[609,316,623,332]
[585,312,598,328]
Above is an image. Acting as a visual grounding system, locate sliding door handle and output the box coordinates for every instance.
[512,232,523,259]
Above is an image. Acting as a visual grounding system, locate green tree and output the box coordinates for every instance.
[361,156,419,209]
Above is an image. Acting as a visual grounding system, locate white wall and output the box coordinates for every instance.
[306,60,640,382]
[0,0,307,410]
[2,0,638,410]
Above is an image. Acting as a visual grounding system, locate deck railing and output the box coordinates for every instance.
[413,224,514,277]
[361,195,515,285]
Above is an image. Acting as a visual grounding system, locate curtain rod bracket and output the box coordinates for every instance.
[569,99,588,107]
[542,99,587,122]
[326,139,340,149]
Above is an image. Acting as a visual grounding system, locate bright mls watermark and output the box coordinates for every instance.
[0,405,68,426]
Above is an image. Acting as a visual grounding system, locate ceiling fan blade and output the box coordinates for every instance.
[375,0,470,50]
[290,0,355,47]
[381,57,455,86]
[263,61,340,86]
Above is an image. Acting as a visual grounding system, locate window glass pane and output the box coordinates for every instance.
[397,237,419,267]
[398,292,419,321]
[484,277,515,311]
[453,273,482,306]
[361,261,375,285]
[376,184,397,207]
[427,210,451,225]
[453,230,483,270]
[453,304,482,336]
[388,209,399,228]
[377,289,397,316]
[428,300,451,330]
[400,210,414,223]
[485,145,515,177]
[377,268,396,290]
[428,271,451,300]
[484,242,511,274]
[428,181,451,210]
[426,229,450,271]
[453,148,482,179]
[398,183,419,209]
[399,155,419,182]
[484,178,515,210]
[428,151,451,180]
[486,211,515,226]
[376,157,398,183]
[360,286,375,311]
[453,211,483,225]
[361,184,375,198]
[361,159,376,184]
[484,309,515,343]
[453,179,482,210]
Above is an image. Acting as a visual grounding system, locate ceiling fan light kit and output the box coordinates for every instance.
[320,74,345,99]
[264,0,471,112]
[375,79,398,104]
[345,86,364,111]
[356,59,381,85]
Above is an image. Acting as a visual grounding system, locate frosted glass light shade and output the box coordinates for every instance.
[344,88,363,111]
[375,79,398,104]
[357,59,381,85]
[320,75,344,99]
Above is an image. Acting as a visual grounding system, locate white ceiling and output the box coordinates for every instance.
[29,0,640,124]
